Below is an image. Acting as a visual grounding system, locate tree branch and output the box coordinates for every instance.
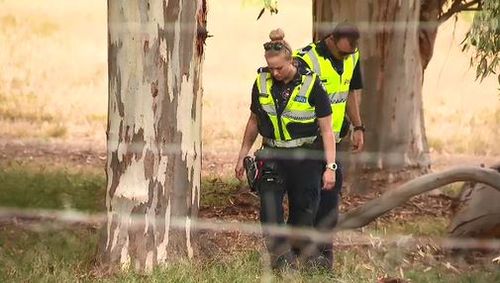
[336,166,500,230]
[439,0,482,23]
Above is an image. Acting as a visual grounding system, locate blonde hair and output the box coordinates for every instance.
[264,28,292,58]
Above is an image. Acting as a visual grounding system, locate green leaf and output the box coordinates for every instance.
[463,0,500,85]
[256,0,278,20]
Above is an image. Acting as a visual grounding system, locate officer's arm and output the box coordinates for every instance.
[347,89,362,127]
[318,115,336,190]
[347,60,363,127]
[318,115,336,166]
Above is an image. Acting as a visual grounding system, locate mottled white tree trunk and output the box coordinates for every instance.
[313,0,430,189]
[103,0,206,271]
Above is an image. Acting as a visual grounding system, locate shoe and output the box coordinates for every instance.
[305,254,332,271]
[271,252,298,272]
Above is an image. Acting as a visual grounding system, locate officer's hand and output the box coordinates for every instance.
[235,158,245,181]
[352,130,364,153]
[322,169,336,190]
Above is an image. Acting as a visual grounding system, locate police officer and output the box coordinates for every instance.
[294,22,365,268]
[235,28,337,270]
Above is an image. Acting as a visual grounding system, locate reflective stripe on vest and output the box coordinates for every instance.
[260,104,276,116]
[281,74,315,121]
[306,48,321,77]
[259,72,268,96]
[329,91,348,104]
[259,74,316,121]
[262,136,317,148]
[256,71,318,146]
[295,44,360,142]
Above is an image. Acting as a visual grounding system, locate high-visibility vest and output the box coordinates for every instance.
[256,69,319,148]
[294,43,360,142]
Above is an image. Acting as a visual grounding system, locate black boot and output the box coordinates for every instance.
[271,251,298,272]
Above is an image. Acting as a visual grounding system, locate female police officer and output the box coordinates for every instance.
[235,28,337,270]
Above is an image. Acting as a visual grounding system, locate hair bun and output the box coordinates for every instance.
[269,28,285,41]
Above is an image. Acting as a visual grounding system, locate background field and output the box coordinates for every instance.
[0,1,499,281]
[0,0,498,156]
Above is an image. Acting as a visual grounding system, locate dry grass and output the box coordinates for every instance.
[0,0,497,156]
[423,17,499,156]
[0,0,107,142]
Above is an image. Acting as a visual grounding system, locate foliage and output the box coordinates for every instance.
[461,0,500,84]
[256,0,278,20]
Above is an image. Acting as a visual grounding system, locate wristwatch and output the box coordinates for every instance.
[353,124,365,132]
[325,162,338,171]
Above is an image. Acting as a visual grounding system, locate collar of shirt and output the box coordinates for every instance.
[316,40,330,58]
[316,40,344,74]
[272,69,303,88]
[316,40,345,63]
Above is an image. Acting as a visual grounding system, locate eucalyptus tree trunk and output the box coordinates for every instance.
[102,0,207,271]
[313,0,431,190]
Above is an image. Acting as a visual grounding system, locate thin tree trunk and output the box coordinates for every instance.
[419,0,443,71]
[313,0,430,191]
[102,0,206,271]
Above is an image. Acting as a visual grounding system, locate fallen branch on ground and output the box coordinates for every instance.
[337,166,500,230]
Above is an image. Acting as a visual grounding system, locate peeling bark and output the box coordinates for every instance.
[313,0,430,190]
[103,0,206,272]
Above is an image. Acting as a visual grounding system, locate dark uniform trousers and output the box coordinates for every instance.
[257,151,324,267]
[314,162,342,265]
[312,120,348,264]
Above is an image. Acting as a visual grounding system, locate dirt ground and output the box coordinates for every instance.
[1,137,497,256]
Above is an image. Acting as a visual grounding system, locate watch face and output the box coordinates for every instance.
[326,163,337,170]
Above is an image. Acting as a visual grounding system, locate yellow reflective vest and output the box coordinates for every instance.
[255,69,319,148]
[294,43,360,142]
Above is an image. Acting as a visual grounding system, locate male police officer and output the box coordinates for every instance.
[294,22,365,268]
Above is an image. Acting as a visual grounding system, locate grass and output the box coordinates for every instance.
[0,226,99,282]
[440,182,465,199]
[2,230,499,282]
[0,164,499,282]
[405,269,500,283]
[0,164,105,212]
[0,0,107,142]
[368,216,450,237]
[201,176,242,207]
[427,108,500,155]
[45,123,68,138]
[0,93,54,123]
